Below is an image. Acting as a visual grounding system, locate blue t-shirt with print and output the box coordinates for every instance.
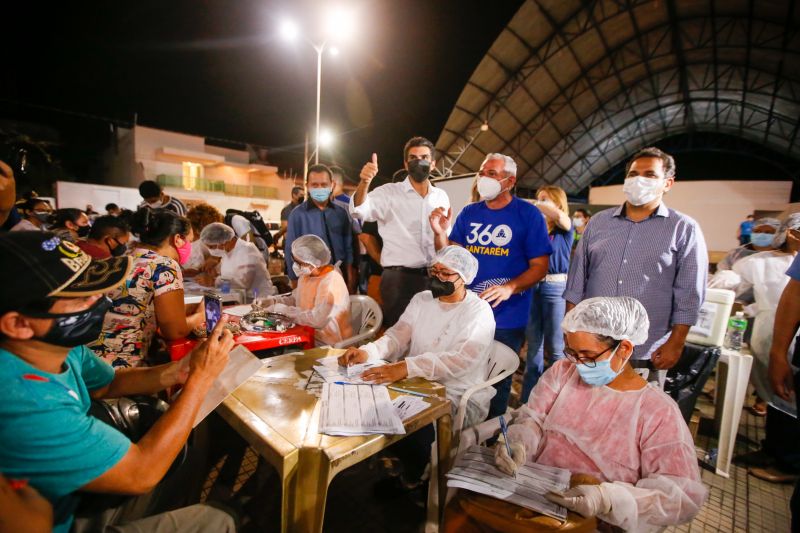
[740,220,754,236]
[450,197,552,329]
[0,345,131,533]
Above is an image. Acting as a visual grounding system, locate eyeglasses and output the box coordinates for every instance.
[563,342,619,368]
[479,169,507,179]
[427,268,459,281]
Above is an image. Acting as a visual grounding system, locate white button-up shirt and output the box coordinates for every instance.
[349,178,450,268]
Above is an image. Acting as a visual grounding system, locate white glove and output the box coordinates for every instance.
[493,441,526,476]
[253,296,275,309]
[545,484,612,518]
[270,303,295,317]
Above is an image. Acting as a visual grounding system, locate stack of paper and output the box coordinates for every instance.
[313,355,386,385]
[392,394,429,421]
[319,383,406,436]
[191,345,264,427]
[446,446,570,521]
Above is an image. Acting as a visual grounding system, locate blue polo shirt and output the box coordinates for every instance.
[0,345,130,533]
[285,199,354,279]
[450,197,552,329]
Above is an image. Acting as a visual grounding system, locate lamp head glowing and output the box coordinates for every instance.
[279,19,299,42]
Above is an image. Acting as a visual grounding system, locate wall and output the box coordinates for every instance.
[56,181,288,224]
[205,144,249,164]
[56,181,144,211]
[431,174,477,218]
[589,180,792,252]
[103,127,138,188]
[133,125,205,160]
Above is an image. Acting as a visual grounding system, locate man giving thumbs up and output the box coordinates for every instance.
[350,137,450,327]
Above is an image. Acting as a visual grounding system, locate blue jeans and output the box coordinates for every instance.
[521,281,567,404]
[487,327,526,420]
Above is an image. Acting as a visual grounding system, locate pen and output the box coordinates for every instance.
[387,385,434,398]
[499,415,515,475]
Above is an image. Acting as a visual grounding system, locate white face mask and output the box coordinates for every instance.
[207,248,227,258]
[572,217,585,228]
[623,176,665,206]
[477,176,509,201]
[292,263,313,278]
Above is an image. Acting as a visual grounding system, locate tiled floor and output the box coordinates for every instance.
[204,373,795,532]
[665,382,794,532]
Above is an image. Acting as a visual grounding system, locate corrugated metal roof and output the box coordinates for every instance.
[436,0,800,192]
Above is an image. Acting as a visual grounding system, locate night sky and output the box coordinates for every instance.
[2,0,525,183]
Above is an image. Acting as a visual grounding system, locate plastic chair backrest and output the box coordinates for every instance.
[486,341,519,381]
[349,295,381,335]
[332,295,383,349]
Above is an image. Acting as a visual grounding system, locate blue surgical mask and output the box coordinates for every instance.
[309,187,332,202]
[576,344,624,387]
[750,232,774,248]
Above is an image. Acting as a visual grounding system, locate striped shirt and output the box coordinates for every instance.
[138,196,187,216]
[564,203,708,359]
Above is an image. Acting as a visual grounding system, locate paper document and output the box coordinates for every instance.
[392,394,429,420]
[313,355,386,384]
[191,345,263,427]
[319,383,406,436]
[446,446,570,521]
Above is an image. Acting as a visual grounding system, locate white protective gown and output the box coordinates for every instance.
[270,268,352,346]
[732,250,798,414]
[507,360,707,531]
[184,240,209,271]
[218,238,276,298]
[362,290,496,428]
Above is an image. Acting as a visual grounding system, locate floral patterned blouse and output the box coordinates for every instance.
[90,248,183,368]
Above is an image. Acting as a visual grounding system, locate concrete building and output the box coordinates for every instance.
[103,125,298,221]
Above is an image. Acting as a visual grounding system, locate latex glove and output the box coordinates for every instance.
[253,295,276,309]
[545,484,612,518]
[270,302,296,318]
[494,441,526,476]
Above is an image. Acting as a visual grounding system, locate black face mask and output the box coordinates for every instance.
[296,196,305,204]
[77,225,91,238]
[107,238,127,257]
[429,277,456,298]
[31,297,113,347]
[407,159,431,183]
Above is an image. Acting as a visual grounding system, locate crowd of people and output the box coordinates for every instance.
[0,136,798,532]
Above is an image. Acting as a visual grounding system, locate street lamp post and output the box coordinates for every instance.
[280,8,355,166]
[314,43,324,164]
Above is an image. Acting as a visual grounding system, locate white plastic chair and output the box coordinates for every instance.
[425,340,521,532]
[333,295,383,349]
[453,340,520,432]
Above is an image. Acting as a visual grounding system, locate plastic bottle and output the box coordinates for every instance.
[703,447,718,467]
[217,278,231,294]
[724,311,747,350]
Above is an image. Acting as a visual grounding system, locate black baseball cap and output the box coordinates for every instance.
[0,232,132,314]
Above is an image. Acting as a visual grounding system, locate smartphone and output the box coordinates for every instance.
[204,292,222,336]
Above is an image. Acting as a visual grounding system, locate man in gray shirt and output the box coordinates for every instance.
[564,147,708,375]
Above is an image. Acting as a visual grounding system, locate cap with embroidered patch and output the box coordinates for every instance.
[0,231,131,314]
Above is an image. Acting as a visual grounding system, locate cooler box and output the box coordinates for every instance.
[687,288,735,347]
